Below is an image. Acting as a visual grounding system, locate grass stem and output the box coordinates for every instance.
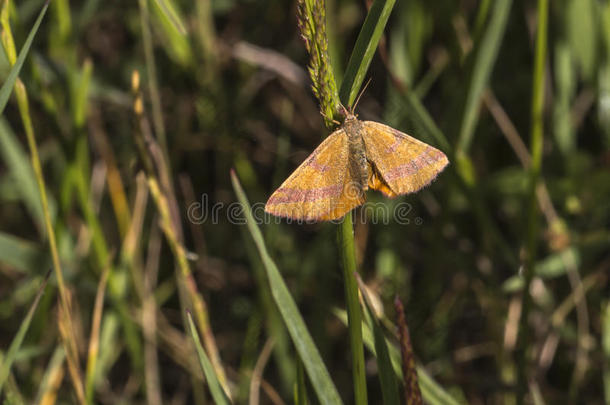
[339,212,368,405]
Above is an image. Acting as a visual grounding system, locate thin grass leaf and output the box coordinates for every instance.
[0,270,50,395]
[0,0,48,114]
[85,263,110,402]
[456,0,512,154]
[602,301,610,404]
[187,312,231,405]
[518,0,549,399]
[339,0,397,106]
[231,170,343,405]
[72,58,92,129]
[356,276,400,405]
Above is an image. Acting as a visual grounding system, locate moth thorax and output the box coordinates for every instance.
[345,118,369,193]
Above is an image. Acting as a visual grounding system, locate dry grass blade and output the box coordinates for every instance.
[249,338,275,405]
[85,261,111,401]
[394,297,422,405]
[130,70,228,393]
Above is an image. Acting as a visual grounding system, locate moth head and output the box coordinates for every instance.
[339,104,358,122]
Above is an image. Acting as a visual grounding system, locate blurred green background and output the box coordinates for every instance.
[1,0,609,403]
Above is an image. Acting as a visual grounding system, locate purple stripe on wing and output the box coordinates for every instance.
[266,184,343,204]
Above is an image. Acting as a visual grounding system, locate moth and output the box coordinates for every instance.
[265,107,449,221]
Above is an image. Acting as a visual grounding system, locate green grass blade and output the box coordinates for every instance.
[231,170,343,405]
[0,270,51,394]
[151,0,187,35]
[518,0,549,399]
[356,278,400,405]
[416,366,463,405]
[334,309,462,405]
[398,92,451,152]
[187,312,231,405]
[150,0,191,66]
[0,1,48,115]
[339,0,397,106]
[0,117,48,229]
[602,301,610,404]
[456,0,512,154]
[0,231,47,273]
[294,355,309,405]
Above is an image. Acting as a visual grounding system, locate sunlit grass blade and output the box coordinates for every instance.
[0,270,51,394]
[356,276,400,405]
[339,0,397,106]
[149,0,192,66]
[231,170,343,405]
[187,312,231,405]
[0,0,48,114]
[151,0,187,35]
[456,0,512,154]
[34,346,66,404]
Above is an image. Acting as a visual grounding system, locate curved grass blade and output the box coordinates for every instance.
[356,276,400,405]
[0,1,49,114]
[187,312,231,405]
[0,270,51,394]
[231,170,343,405]
[456,0,512,154]
[334,309,462,405]
[339,0,397,106]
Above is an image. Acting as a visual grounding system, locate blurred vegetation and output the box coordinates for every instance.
[1,0,610,404]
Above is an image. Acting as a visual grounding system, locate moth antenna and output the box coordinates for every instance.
[352,78,372,113]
